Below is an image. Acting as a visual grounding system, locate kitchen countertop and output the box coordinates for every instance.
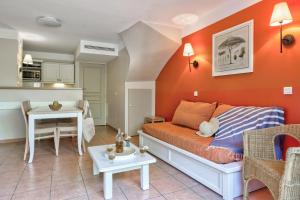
[0,86,82,90]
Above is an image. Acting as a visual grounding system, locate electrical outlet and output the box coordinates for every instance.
[283,87,293,95]
[194,90,198,97]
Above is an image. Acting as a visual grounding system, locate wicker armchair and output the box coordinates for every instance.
[243,125,300,200]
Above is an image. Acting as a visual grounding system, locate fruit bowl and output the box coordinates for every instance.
[49,103,62,111]
[104,146,136,161]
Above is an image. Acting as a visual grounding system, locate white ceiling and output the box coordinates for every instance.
[0,0,259,54]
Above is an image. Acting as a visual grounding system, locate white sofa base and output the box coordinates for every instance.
[138,130,263,200]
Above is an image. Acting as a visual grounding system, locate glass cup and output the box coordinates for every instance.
[106,145,114,153]
[139,146,149,156]
[108,152,116,163]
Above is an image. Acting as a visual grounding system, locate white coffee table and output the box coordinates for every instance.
[88,144,156,199]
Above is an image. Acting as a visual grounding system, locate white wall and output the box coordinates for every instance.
[120,21,181,81]
[106,48,130,131]
[0,38,19,87]
[125,81,155,134]
[128,88,152,136]
[0,88,82,140]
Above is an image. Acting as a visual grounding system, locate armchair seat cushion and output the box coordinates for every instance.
[245,157,285,181]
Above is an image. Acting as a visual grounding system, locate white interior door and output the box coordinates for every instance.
[128,89,152,136]
[82,63,106,125]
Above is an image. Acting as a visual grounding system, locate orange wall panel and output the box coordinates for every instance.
[156,0,300,153]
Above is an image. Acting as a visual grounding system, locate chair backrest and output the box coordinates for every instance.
[78,100,92,118]
[280,147,300,199]
[21,100,32,129]
[244,124,300,159]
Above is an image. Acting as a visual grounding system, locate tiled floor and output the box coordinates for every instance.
[0,126,273,200]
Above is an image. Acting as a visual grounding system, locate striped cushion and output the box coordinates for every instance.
[210,106,284,155]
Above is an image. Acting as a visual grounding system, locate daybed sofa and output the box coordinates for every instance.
[139,100,284,200]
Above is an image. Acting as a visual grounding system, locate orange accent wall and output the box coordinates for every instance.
[156,0,300,155]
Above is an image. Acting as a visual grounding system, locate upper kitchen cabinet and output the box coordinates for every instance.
[42,62,60,82]
[42,62,74,83]
[59,64,74,83]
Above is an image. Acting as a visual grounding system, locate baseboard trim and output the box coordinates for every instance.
[0,137,25,144]
[106,124,118,132]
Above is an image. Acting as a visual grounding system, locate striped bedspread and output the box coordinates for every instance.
[210,106,284,155]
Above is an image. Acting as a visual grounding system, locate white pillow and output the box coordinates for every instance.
[196,118,219,137]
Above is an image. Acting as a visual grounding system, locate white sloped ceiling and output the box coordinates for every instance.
[120,21,181,81]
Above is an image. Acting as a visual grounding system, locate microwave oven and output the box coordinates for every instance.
[22,68,41,82]
[22,59,42,82]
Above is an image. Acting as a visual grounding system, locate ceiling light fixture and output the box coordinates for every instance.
[36,16,62,27]
[172,13,199,26]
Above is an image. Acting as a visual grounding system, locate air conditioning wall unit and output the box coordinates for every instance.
[76,40,119,63]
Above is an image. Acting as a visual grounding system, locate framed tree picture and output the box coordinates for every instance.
[212,20,253,76]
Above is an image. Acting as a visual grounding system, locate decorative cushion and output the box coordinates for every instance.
[196,118,219,137]
[172,100,217,130]
[212,103,234,117]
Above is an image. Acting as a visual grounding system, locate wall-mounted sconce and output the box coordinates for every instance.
[183,43,199,72]
[270,2,294,53]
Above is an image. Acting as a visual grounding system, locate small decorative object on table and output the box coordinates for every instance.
[108,152,116,163]
[106,145,114,153]
[139,145,149,155]
[123,133,131,147]
[49,100,62,111]
[115,129,124,153]
[144,116,165,124]
[104,144,136,161]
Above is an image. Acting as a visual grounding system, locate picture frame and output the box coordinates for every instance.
[212,20,254,77]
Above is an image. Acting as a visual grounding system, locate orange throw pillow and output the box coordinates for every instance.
[172,100,217,130]
[212,104,234,117]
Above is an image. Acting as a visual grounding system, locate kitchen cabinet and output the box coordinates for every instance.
[42,62,74,83]
[59,64,74,83]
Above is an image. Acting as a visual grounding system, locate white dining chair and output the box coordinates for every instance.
[55,100,88,155]
[21,101,58,160]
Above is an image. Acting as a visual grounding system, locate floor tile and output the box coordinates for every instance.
[0,196,11,200]
[12,188,50,200]
[84,177,104,194]
[80,168,97,180]
[151,176,186,194]
[0,170,23,185]
[87,185,126,200]
[0,182,17,197]
[15,175,51,193]
[155,161,179,175]
[52,168,82,186]
[191,184,222,200]
[65,194,89,200]
[234,188,273,200]
[164,188,203,200]
[147,196,166,200]
[149,165,172,181]
[120,183,160,200]
[173,172,199,187]
[51,180,87,200]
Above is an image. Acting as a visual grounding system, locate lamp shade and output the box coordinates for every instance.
[270,2,293,26]
[23,54,33,64]
[183,43,194,56]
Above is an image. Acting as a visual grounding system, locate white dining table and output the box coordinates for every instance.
[27,106,83,163]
